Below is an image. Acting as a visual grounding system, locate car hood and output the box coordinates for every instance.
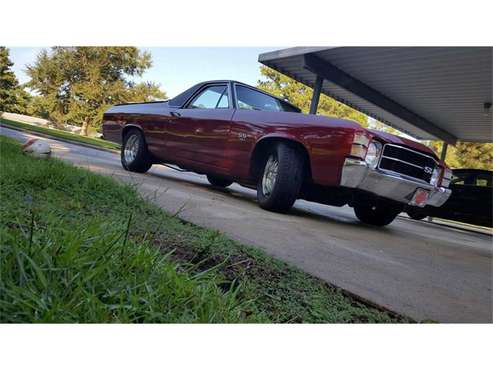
[368,129,438,159]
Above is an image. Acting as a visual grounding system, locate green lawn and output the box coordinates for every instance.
[0,136,409,323]
[0,117,120,151]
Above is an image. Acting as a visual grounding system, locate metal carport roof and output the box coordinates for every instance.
[258,47,493,145]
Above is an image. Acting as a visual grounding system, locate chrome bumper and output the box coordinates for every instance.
[340,158,451,207]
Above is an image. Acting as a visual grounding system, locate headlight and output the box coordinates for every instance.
[365,141,382,168]
[430,167,441,186]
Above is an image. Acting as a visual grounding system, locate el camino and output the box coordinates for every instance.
[102,80,452,226]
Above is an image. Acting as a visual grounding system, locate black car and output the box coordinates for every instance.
[406,169,492,227]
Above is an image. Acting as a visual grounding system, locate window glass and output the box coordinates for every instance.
[451,172,472,185]
[451,172,493,187]
[236,85,283,112]
[216,88,229,108]
[475,174,492,187]
[188,85,227,109]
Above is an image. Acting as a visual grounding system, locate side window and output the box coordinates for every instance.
[187,85,228,109]
[236,85,282,112]
[216,88,229,108]
[451,172,470,185]
[475,174,492,187]
[450,171,491,186]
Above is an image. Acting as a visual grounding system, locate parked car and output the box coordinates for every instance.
[102,80,452,226]
[406,169,492,227]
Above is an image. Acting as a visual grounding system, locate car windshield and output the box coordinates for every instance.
[188,85,228,109]
[236,85,300,113]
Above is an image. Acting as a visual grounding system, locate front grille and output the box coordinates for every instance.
[378,144,437,183]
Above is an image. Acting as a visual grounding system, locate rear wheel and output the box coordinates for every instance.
[207,175,233,188]
[257,142,304,212]
[354,203,401,226]
[121,129,152,173]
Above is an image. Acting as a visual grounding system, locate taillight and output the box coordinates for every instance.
[350,132,371,160]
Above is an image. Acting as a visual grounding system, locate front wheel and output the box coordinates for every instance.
[354,203,401,226]
[121,129,153,173]
[406,207,427,220]
[257,142,304,212]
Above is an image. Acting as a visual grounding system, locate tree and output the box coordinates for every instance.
[427,141,462,168]
[26,47,166,135]
[0,47,29,114]
[257,66,368,127]
[427,141,493,170]
[454,143,493,170]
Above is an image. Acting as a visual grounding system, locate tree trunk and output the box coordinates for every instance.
[80,121,88,136]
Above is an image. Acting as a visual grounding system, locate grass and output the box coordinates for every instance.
[0,117,120,151]
[0,136,409,323]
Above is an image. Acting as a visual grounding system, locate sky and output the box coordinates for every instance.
[8,46,418,139]
[8,47,278,98]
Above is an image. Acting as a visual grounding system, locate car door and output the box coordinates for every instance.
[435,171,475,220]
[164,84,234,171]
[472,172,493,226]
[227,83,301,180]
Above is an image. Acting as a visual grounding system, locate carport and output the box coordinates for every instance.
[258,47,493,159]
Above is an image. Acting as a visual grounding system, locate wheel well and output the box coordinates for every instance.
[250,137,312,182]
[121,125,143,141]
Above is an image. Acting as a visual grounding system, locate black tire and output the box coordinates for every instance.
[257,142,304,212]
[207,175,233,188]
[121,129,153,173]
[354,203,401,226]
[406,207,427,220]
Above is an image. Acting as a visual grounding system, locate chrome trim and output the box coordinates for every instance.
[383,143,438,164]
[124,134,139,163]
[377,143,439,184]
[379,155,427,170]
[262,155,279,196]
[340,158,451,207]
[427,186,452,207]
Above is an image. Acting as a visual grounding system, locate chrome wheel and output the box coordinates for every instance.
[124,134,139,164]
[262,155,279,196]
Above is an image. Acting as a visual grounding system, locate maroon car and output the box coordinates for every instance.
[102,80,452,226]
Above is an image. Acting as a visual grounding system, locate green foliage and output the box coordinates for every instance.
[257,66,369,127]
[0,117,120,150]
[428,141,493,170]
[25,47,166,133]
[0,47,30,114]
[0,137,258,323]
[0,136,407,323]
[454,142,493,170]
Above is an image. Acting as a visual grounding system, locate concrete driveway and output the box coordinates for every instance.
[2,126,492,323]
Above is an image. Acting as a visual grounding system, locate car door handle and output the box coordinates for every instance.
[170,111,181,117]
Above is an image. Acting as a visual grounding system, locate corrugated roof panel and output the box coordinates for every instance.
[259,47,493,143]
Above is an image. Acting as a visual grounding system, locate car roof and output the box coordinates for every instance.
[453,169,492,175]
[168,80,301,111]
